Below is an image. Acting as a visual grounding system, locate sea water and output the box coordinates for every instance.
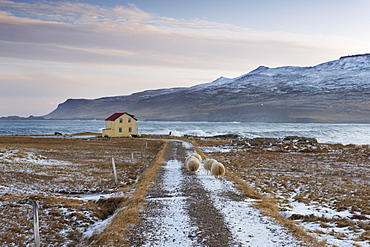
[1,120,370,145]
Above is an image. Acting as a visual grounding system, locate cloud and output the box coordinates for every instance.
[2,0,370,117]
[1,0,366,73]
[0,73,78,98]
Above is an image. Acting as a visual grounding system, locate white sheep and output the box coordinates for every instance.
[185,153,202,164]
[185,155,192,165]
[210,162,225,178]
[186,156,200,174]
[204,158,216,174]
[191,153,202,163]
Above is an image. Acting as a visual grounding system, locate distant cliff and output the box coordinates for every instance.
[44,54,370,123]
[0,115,45,120]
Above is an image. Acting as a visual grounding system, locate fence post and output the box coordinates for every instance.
[111,157,118,185]
[32,200,40,247]
[131,152,134,163]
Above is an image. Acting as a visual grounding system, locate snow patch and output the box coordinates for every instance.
[142,159,196,246]
[201,146,233,153]
[196,167,300,246]
[83,213,116,239]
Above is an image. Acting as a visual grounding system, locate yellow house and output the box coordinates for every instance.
[102,112,137,137]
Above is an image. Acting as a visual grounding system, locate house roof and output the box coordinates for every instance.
[105,112,137,121]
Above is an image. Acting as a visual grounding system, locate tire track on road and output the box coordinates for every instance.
[127,140,236,246]
[127,140,303,246]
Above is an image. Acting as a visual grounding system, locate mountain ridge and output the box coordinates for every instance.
[44,54,370,123]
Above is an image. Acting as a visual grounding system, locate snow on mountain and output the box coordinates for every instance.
[45,54,370,122]
[190,76,234,90]
[184,53,370,107]
[198,53,370,93]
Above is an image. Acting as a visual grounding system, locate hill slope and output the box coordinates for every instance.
[44,54,370,122]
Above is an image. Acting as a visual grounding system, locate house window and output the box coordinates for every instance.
[119,118,123,123]
[128,127,132,133]
[119,127,122,132]
[128,118,132,123]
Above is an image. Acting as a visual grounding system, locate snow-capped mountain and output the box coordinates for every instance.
[45,54,370,123]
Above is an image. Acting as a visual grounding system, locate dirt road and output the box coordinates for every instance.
[126,140,304,246]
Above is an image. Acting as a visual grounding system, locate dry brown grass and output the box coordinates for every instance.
[2,135,369,246]
[0,136,165,246]
[192,137,370,246]
[85,141,169,246]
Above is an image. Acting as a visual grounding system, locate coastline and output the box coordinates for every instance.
[2,120,370,145]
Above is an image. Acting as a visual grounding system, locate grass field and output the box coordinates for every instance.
[1,135,369,246]
[0,136,164,246]
[194,136,370,246]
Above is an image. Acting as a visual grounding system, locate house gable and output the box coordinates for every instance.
[102,112,137,137]
[105,112,137,121]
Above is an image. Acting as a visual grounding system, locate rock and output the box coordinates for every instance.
[212,134,241,139]
[246,138,281,147]
[283,136,318,144]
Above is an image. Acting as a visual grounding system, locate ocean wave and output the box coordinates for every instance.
[1,120,370,144]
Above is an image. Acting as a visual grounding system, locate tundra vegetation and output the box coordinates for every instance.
[1,135,369,246]
[194,136,370,246]
[0,136,164,246]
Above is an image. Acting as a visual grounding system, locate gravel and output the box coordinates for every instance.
[127,140,304,246]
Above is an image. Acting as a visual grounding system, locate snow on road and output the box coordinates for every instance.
[198,168,298,246]
[144,159,197,246]
[131,140,303,246]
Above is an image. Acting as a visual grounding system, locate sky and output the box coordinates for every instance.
[1,0,370,117]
